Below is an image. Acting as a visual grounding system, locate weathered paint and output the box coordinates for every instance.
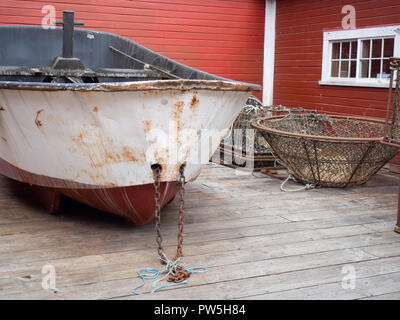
[0,86,252,188]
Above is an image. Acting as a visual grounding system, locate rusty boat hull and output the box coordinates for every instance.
[0,23,260,224]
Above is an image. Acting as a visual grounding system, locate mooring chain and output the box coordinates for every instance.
[132,163,205,295]
[175,164,186,261]
[152,165,167,263]
[151,163,191,284]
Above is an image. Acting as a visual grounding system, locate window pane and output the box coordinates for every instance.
[362,40,370,58]
[384,38,394,57]
[382,59,391,77]
[372,39,382,58]
[350,61,357,78]
[340,61,349,77]
[371,59,381,78]
[361,60,370,78]
[331,61,339,77]
[351,41,357,59]
[332,42,340,59]
[341,42,350,59]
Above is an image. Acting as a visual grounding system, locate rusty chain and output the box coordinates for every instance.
[175,163,186,261]
[152,165,167,263]
[152,163,190,283]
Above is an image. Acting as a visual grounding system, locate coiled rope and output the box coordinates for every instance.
[133,258,207,295]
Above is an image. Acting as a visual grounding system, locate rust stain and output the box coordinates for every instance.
[93,106,98,113]
[143,120,152,134]
[0,106,5,111]
[189,94,200,121]
[121,146,138,162]
[171,101,184,134]
[0,79,261,92]
[190,94,200,111]
[35,109,44,127]
[71,127,141,175]
[79,169,106,184]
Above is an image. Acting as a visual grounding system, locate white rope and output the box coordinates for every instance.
[280,173,315,192]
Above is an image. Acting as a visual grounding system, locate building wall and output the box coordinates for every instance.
[0,0,264,91]
[274,0,400,118]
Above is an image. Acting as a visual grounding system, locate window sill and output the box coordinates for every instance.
[318,80,391,88]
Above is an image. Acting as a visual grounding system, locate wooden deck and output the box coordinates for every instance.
[0,163,399,300]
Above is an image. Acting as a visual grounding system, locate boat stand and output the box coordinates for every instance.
[31,185,60,214]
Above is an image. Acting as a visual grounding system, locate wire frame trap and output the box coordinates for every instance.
[212,96,312,171]
[253,112,399,188]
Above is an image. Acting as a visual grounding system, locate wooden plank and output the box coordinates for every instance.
[0,163,398,299]
[361,290,400,300]
[247,271,400,300]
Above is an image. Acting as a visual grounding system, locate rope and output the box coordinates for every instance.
[132,164,207,295]
[280,173,315,192]
[132,257,207,295]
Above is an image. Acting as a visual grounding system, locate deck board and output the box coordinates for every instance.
[0,163,399,300]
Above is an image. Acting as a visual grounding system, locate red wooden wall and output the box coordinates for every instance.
[0,0,264,89]
[274,0,400,118]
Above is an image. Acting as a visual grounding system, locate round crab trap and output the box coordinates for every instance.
[252,112,399,188]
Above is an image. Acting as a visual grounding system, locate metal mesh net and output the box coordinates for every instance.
[212,96,311,170]
[255,113,398,187]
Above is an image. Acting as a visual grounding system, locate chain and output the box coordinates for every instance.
[151,163,190,283]
[152,165,167,263]
[175,163,186,261]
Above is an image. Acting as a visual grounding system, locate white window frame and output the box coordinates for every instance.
[320,25,400,88]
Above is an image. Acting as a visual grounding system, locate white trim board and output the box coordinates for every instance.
[321,25,400,88]
[263,0,276,105]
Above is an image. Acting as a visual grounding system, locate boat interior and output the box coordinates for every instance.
[0,12,227,85]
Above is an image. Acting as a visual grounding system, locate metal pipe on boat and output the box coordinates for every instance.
[55,11,84,59]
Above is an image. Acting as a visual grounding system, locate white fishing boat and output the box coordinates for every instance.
[0,11,260,225]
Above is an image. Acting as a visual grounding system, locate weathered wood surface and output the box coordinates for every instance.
[0,163,399,300]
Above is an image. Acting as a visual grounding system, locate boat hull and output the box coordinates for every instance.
[0,85,250,187]
[59,182,179,225]
[0,82,253,224]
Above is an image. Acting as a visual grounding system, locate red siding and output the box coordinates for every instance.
[274,0,400,118]
[0,0,264,87]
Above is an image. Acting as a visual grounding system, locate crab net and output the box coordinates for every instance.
[212,96,308,170]
[253,112,399,188]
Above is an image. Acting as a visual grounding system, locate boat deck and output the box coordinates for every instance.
[0,163,400,300]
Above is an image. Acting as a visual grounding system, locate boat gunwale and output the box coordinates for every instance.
[0,79,261,92]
